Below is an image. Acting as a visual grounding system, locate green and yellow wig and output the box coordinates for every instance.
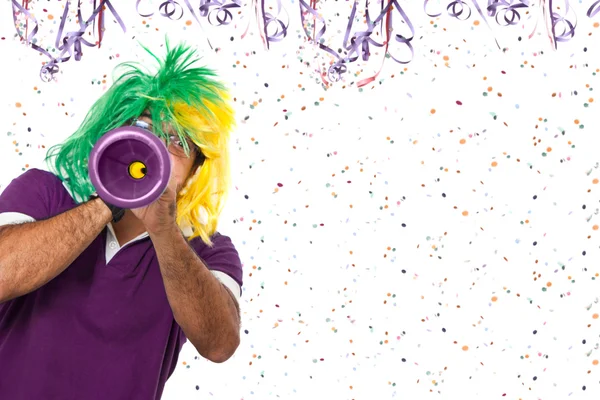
[44,39,236,246]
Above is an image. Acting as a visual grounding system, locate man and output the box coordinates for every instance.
[0,40,242,399]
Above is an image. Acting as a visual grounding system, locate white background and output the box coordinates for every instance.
[1,0,600,399]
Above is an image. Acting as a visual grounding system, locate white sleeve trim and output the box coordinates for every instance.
[0,212,36,226]
[211,270,241,303]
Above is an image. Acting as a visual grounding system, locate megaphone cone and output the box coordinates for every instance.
[88,126,172,209]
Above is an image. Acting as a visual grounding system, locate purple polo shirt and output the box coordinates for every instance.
[0,168,243,399]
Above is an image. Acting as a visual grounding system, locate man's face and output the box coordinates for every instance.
[136,111,201,194]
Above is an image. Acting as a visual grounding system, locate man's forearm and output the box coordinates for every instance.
[149,224,240,363]
[0,198,112,303]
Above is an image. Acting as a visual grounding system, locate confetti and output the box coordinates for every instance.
[4,2,600,399]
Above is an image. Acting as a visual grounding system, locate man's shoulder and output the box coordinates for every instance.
[0,168,71,220]
[19,168,61,185]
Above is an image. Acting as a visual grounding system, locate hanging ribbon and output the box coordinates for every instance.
[486,0,529,26]
[92,0,106,48]
[11,0,600,84]
[589,0,600,17]
[424,0,501,49]
[529,0,576,49]
[548,0,576,48]
[300,0,414,87]
[24,0,30,42]
[299,0,346,84]
[260,0,289,48]
[241,0,266,47]
[241,0,288,50]
[343,0,415,87]
[12,0,126,82]
[199,0,242,26]
[137,0,287,50]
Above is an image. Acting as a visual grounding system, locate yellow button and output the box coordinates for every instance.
[128,161,147,180]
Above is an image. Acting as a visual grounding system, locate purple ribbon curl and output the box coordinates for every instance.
[300,0,415,85]
[299,0,347,82]
[200,0,242,26]
[486,0,530,26]
[424,0,580,49]
[547,0,576,47]
[342,0,415,65]
[241,0,289,49]
[424,0,503,48]
[589,0,600,17]
[527,0,576,49]
[12,0,126,82]
[424,0,528,24]
[137,0,240,25]
[259,0,289,48]
[137,0,288,49]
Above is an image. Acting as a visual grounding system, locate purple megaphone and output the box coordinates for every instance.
[88,125,172,209]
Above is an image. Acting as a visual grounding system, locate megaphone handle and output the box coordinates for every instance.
[89,193,126,223]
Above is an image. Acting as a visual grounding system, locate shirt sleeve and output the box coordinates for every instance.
[0,168,62,221]
[191,232,243,298]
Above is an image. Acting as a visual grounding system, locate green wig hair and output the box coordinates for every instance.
[44,39,236,246]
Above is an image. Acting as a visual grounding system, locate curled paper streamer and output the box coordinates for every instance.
[137,0,242,25]
[528,0,576,49]
[93,0,105,48]
[260,0,289,47]
[12,0,126,82]
[342,1,387,65]
[160,0,186,19]
[199,0,242,26]
[343,0,416,86]
[486,0,530,26]
[548,0,576,47]
[299,0,346,83]
[135,0,227,49]
[300,0,414,87]
[137,0,287,50]
[588,0,600,17]
[12,0,600,84]
[424,0,501,49]
[447,0,472,20]
[241,0,289,49]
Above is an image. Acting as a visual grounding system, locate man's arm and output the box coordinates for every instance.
[148,224,241,363]
[0,198,112,303]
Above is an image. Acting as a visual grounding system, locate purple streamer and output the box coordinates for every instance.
[341,1,385,64]
[424,0,502,49]
[199,0,242,26]
[424,0,578,49]
[299,0,346,81]
[12,0,599,84]
[469,0,502,49]
[137,0,248,28]
[448,1,472,19]
[137,0,185,19]
[486,0,529,26]
[300,0,414,84]
[548,0,576,47]
[589,0,600,17]
[369,0,415,65]
[12,0,126,82]
[136,0,155,18]
[160,0,185,19]
[260,0,289,48]
[11,1,40,45]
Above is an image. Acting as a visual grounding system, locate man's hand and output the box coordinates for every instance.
[130,168,178,234]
